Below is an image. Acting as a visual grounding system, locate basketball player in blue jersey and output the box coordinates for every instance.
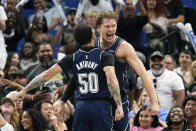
[18,23,124,131]
[95,11,160,131]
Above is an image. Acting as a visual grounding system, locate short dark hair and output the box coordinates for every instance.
[180,49,192,59]
[182,95,196,108]
[34,100,52,111]
[74,23,92,47]
[36,42,54,53]
[133,105,161,128]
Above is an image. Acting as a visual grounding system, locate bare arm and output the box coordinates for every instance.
[23,64,63,93]
[104,66,122,106]
[55,24,63,44]
[104,66,124,121]
[168,15,184,25]
[48,18,59,30]
[173,89,185,106]
[0,19,6,31]
[118,42,159,114]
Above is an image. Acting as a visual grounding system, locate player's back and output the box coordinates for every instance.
[72,47,111,100]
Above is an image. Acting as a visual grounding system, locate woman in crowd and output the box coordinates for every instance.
[162,106,196,131]
[53,100,68,130]
[183,95,196,127]
[130,105,163,131]
[189,60,196,93]
[143,0,168,53]
[4,52,20,70]
[20,41,38,71]
[25,15,53,47]
[129,89,168,124]
[18,108,48,131]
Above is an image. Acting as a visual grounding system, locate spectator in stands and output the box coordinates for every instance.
[189,60,196,93]
[174,49,192,87]
[55,8,77,49]
[137,51,185,110]
[28,0,60,30]
[183,95,196,127]
[162,0,185,55]
[20,41,38,71]
[25,15,53,46]
[34,100,60,131]
[4,52,20,76]
[130,105,163,130]
[3,8,26,52]
[116,0,148,51]
[162,0,185,25]
[86,10,98,36]
[162,106,196,131]
[18,108,49,131]
[164,54,176,71]
[0,68,7,100]
[24,42,64,105]
[0,5,8,70]
[53,100,68,130]
[129,89,168,124]
[6,91,23,113]
[0,109,14,131]
[0,97,19,131]
[143,0,168,54]
[189,60,196,86]
[4,65,19,80]
[75,0,114,24]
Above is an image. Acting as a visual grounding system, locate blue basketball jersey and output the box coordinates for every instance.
[95,37,129,96]
[72,48,112,100]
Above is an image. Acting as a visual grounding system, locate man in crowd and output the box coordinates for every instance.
[137,51,185,110]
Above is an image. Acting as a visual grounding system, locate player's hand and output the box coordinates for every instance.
[18,89,27,101]
[147,103,160,115]
[115,105,124,121]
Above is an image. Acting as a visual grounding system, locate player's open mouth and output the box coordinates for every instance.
[106,34,114,39]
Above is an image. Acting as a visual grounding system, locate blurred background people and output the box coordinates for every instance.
[0,4,7,69]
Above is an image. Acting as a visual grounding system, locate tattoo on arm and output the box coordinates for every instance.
[25,74,48,92]
[107,83,122,106]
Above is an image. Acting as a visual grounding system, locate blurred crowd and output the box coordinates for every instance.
[0,0,196,130]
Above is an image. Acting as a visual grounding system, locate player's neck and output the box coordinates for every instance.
[100,36,117,49]
[82,42,95,47]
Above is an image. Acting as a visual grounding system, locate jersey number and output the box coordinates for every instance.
[78,73,99,94]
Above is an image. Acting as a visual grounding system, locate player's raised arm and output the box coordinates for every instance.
[120,41,160,115]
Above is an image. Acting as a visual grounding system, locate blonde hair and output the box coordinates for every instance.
[10,108,19,131]
[137,89,147,107]
[189,60,196,86]
[86,10,97,19]
[53,100,71,121]
[96,11,118,28]
[137,89,160,107]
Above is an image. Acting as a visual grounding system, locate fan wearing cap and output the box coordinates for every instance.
[137,51,185,111]
[0,97,18,131]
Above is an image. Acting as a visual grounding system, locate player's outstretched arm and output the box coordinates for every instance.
[119,41,160,115]
[104,66,124,121]
[19,64,63,98]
